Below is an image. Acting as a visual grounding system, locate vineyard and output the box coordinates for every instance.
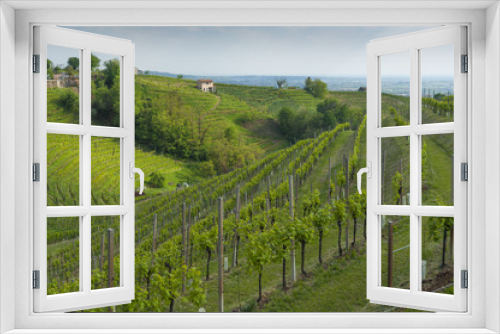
[46,74,456,312]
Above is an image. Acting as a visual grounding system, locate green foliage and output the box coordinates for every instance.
[91,54,101,71]
[67,57,79,70]
[428,197,454,242]
[149,171,166,188]
[348,193,363,220]
[300,188,321,216]
[312,205,332,234]
[47,59,54,79]
[245,231,274,274]
[276,77,287,89]
[422,141,428,183]
[103,59,120,88]
[317,98,349,127]
[293,215,315,245]
[349,115,366,176]
[391,171,403,205]
[304,77,328,98]
[333,200,347,223]
[198,161,216,177]
[57,89,79,116]
[336,167,346,191]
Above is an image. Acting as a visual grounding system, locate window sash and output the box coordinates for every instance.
[33,26,136,313]
[366,26,467,312]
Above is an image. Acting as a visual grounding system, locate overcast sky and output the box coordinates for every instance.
[50,26,453,77]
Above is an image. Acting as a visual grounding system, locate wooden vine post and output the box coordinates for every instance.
[328,157,332,204]
[181,202,187,294]
[388,220,394,287]
[107,228,115,312]
[152,213,157,266]
[233,186,241,268]
[344,154,350,252]
[218,197,224,312]
[289,175,296,282]
[107,228,114,288]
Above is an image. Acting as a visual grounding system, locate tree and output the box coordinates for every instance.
[245,231,273,302]
[57,89,79,116]
[312,205,332,264]
[91,54,101,71]
[103,59,120,89]
[47,59,54,79]
[199,161,216,177]
[333,200,347,256]
[429,197,454,268]
[304,77,328,98]
[360,190,367,241]
[177,74,184,79]
[148,171,166,188]
[317,98,349,125]
[277,107,296,142]
[224,126,236,141]
[337,167,346,199]
[293,215,315,276]
[348,193,363,247]
[67,57,79,70]
[270,211,294,290]
[391,171,403,205]
[276,77,287,89]
[193,227,217,280]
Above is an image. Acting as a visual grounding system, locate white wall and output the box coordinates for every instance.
[486,2,500,333]
[0,2,16,333]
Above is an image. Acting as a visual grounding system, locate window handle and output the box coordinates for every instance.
[357,162,371,194]
[129,162,144,195]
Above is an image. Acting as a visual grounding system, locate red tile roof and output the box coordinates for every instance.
[197,79,213,83]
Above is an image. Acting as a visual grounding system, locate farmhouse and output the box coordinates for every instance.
[197,79,215,92]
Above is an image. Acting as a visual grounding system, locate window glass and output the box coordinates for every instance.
[91,52,121,127]
[381,52,410,127]
[47,217,80,295]
[47,134,80,206]
[47,45,81,124]
[421,45,454,124]
[91,137,120,206]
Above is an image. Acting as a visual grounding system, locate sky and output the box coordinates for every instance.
[49,26,454,77]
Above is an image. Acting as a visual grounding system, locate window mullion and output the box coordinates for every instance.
[82,48,92,293]
[409,47,420,294]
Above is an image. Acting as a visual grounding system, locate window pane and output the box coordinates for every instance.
[421,44,454,124]
[381,52,410,127]
[91,137,120,205]
[381,137,410,205]
[91,216,121,290]
[91,52,121,127]
[47,45,80,124]
[421,216,454,295]
[381,215,410,290]
[47,217,80,295]
[421,134,454,206]
[47,134,80,206]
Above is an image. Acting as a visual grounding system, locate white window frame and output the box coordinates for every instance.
[33,26,136,313]
[1,2,498,333]
[366,26,467,312]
